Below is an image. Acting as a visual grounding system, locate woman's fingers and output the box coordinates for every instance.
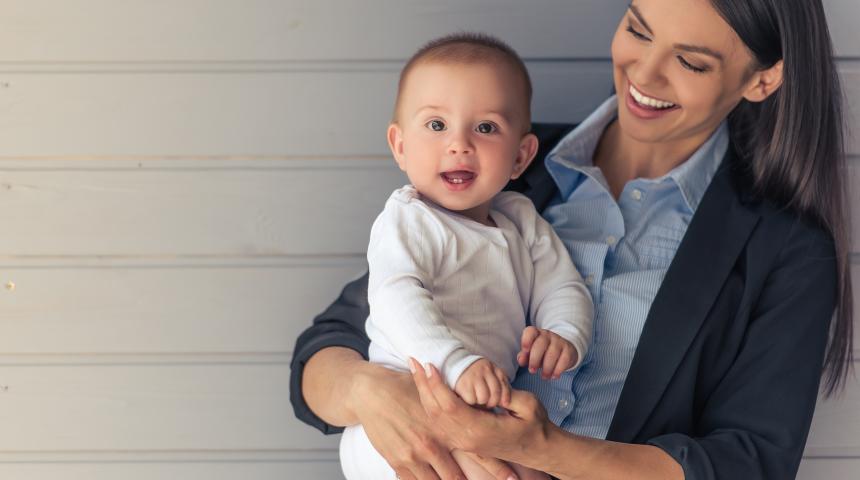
[499,373,512,408]
[410,358,460,414]
[410,358,442,415]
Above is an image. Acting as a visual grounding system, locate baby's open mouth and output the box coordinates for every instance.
[441,170,475,185]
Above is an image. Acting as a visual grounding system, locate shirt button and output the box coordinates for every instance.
[631,189,642,201]
[585,274,595,285]
[558,398,571,410]
[606,235,617,246]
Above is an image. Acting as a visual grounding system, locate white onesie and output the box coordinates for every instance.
[339,185,593,480]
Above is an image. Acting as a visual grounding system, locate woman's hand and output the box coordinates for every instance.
[409,357,553,468]
[350,361,520,480]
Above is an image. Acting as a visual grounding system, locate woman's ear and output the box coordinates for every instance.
[511,132,539,180]
[387,123,407,171]
[742,60,784,103]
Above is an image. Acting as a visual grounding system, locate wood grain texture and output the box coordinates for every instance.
[0,62,613,157]
[0,62,854,157]
[3,158,860,259]
[0,258,365,354]
[0,0,853,61]
[0,364,339,451]
[0,160,404,256]
[0,0,625,62]
[0,462,345,480]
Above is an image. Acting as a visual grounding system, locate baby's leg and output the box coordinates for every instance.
[451,450,550,480]
[510,462,551,480]
[451,450,499,480]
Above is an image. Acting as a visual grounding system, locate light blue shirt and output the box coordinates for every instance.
[512,96,729,439]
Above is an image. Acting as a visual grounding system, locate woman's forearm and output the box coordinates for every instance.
[301,346,367,427]
[534,427,683,480]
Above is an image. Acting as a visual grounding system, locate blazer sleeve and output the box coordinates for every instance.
[647,221,838,480]
[289,270,371,435]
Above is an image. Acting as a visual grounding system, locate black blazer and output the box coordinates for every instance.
[290,123,838,480]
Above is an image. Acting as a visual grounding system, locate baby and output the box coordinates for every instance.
[339,33,593,480]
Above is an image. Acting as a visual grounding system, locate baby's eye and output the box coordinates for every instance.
[426,120,446,131]
[476,122,497,134]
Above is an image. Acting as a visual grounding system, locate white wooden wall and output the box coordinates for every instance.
[0,1,857,478]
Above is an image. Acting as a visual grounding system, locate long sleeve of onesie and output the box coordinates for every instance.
[364,192,482,388]
[496,192,594,370]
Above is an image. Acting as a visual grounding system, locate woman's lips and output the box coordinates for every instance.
[625,81,680,120]
[441,170,476,191]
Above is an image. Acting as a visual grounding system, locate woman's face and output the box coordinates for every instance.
[611,0,760,147]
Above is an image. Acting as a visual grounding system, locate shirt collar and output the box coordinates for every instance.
[544,95,729,213]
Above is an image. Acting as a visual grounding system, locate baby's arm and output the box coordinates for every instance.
[366,195,483,390]
[514,196,594,378]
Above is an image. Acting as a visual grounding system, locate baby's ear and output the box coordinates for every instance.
[511,132,539,180]
[387,123,407,171]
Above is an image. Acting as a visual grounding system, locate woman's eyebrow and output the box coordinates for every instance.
[628,3,724,63]
[628,4,653,35]
[674,44,724,62]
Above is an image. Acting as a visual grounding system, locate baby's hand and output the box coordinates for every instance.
[517,326,578,380]
[453,358,511,409]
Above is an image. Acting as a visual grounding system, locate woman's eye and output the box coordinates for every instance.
[677,55,708,74]
[626,24,650,41]
[426,120,446,131]
[476,122,496,134]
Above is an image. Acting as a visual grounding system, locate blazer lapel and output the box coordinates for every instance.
[606,155,761,443]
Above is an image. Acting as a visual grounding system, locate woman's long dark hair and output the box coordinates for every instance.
[711,0,853,396]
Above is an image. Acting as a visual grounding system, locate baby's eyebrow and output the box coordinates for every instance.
[416,105,446,114]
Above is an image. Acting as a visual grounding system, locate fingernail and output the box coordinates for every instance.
[408,358,417,374]
[424,362,433,378]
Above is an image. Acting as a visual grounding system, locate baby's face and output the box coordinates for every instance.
[388,62,535,216]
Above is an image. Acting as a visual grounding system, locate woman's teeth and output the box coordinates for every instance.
[629,85,676,109]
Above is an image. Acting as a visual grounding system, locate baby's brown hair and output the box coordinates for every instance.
[392,32,533,130]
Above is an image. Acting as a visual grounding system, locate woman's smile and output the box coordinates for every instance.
[625,80,681,120]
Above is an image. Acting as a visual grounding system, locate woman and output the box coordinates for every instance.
[290,0,852,479]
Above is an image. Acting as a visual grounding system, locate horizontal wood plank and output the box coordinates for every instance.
[0,361,855,458]
[0,62,614,157]
[0,0,626,63]
[0,459,344,480]
[0,161,404,256]
[0,62,855,157]
[0,364,339,451]
[0,258,365,354]
[3,158,860,258]
[0,1,853,62]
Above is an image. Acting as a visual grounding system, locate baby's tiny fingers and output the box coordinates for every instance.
[520,326,540,350]
[474,378,490,406]
[486,376,501,408]
[552,349,573,379]
[528,335,550,373]
[541,346,562,380]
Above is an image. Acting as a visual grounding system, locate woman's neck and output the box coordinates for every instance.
[593,121,714,199]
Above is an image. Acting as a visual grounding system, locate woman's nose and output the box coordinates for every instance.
[630,50,666,87]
